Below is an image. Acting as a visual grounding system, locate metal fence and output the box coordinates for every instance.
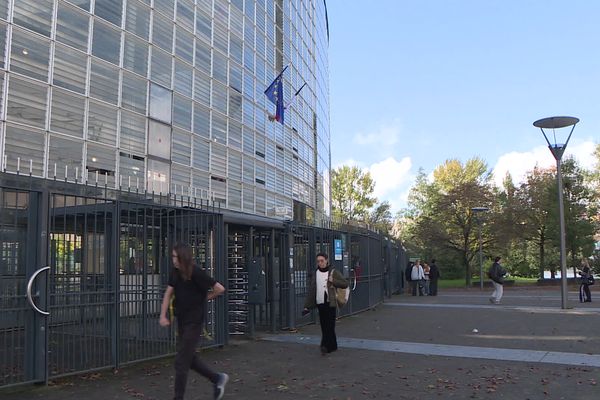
[0,174,226,388]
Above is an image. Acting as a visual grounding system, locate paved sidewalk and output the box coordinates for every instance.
[2,287,599,399]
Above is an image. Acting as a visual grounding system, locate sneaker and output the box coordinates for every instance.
[214,373,229,400]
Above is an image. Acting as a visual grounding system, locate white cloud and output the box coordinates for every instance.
[368,156,414,212]
[353,119,402,147]
[492,140,597,188]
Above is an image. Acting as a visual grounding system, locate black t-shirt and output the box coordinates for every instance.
[168,266,216,325]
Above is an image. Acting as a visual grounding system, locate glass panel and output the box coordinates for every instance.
[154,0,174,19]
[229,120,242,150]
[53,44,87,94]
[174,26,193,64]
[173,94,192,130]
[123,33,148,76]
[175,0,194,30]
[174,60,192,97]
[211,112,227,145]
[229,90,242,121]
[230,62,242,92]
[120,110,146,154]
[89,61,120,104]
[13,0,53,37]
[48,135,83,179]
[148,120,171,159]
[86,143,116,183]
[3,124,45,176]
[172,128,191,165]
[125,0,150,40]
[147,158,170,193]
[192,168,209,191]
[0,0,8,20]
[94,0,123,27]
[210,143,227,177]
[212,81,227,114]
[50,88,85,138]
[149,84,172,123]
[150,47,172,87]
[152,13,173,52]
[212,51,227,84]
[66,0,90,11]
[192,135,209,171]
[6,77,47,128]
[228,150,242,181]
[0,71,4,113]
[10,28,50,82]
[119,152,145,186]
[56,3,90,51]
[92,21,121,65]
[195,9,211,43]
[0,23,5,68]
[213,21,228,55]
[194,70,210,106]
[194,39,211,74]
[193,102,209,137]
[87,101,118,145]
[121,72,147,114]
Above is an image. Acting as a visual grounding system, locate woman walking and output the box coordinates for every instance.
[159,242,228,400]
[303,252,349,354]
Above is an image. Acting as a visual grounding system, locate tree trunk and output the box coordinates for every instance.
[464,251,471,287]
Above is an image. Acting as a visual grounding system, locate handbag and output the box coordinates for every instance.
[330,269,350,307]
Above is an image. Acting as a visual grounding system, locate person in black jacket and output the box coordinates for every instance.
[429,259,440,296]
[159,242,229,400]
[488,256,507,304]
[578,260,593,302]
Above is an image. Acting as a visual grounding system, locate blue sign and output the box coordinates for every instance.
[334,239,342,261]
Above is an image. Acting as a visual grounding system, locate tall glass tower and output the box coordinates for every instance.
[0,0,330,219]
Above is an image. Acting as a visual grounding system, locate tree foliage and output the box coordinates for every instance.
[331,165,377,221]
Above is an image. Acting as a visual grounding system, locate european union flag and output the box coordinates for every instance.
[264,66,288,125]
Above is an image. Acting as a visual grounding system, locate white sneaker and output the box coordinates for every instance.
[214,373,229,400]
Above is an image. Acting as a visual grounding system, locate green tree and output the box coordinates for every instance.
[331,165,377,221]
[368,201,393,234]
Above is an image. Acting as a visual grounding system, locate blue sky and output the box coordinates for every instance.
[326,0,599,213]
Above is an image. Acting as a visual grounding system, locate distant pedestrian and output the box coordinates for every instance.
[411,260,425,296]
[429,259,440,296]
[578,259,593,303]
[488,256,507,304]
[405,261,414,290]
[423,262,431,295]
[159,242,229,400]
[303,252,349,354]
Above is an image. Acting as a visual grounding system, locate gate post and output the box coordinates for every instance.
[286,224,296,330]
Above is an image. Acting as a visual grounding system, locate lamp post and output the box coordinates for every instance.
[472,206,489,290]
[533,116,579,310]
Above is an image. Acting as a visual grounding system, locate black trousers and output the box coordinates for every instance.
[317,302,338,353]
[174,323,218,400]
[430,279,439,296]
[580,284,592,302]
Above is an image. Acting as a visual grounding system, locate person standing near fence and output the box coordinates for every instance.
[303,252,349,355]
[159,242,229,400]
[429,259,440,296]
[411,260,425,296]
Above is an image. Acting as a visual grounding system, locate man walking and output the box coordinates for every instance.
[488,256,507,304]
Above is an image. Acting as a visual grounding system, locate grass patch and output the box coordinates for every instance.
[437,276,539,288]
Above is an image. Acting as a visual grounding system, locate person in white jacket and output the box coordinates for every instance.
[410,260,425,296]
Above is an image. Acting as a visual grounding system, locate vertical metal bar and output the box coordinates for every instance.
[557,158,569,309]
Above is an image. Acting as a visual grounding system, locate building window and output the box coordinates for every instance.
[48,135,83,179]
[10,27,50,82]
[147,158,170,193]
[50,88,85,138]
[148,120,171,159]
[149,83,172,123]
[6,77,47,129]
[92,20,121,65]
[55,3,90,52]
[13,0,53,37]
[53,44,87,94]
[94,0,123,27]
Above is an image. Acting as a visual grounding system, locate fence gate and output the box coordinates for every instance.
[1,180,226,388]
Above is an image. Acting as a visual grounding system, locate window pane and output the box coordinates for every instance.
[192,135,209,171]
[92,21,121,64]
[50,88,85,138]
[125,0,150,39]
[87,143,116,183]
[94,0,122,27]
[174,60,192,97]
[13,0,53,37]
[4,124,45,176]
[151,13,173,52]
[10,28,50,82]
[172,128,191,165]
[210,143,227,177]
[194,39,211,74]
[194,70,210,106]
[154,0,174,19]
[148,120,171,159]
[212,81,227,114]
[0,0,8,20]
[121,72,147,114]
[175,26,193,64]
[211,112,226,145]
[229,90,242,121]
[175,0,194,30]
[123,34,148,76]
[56,3,89,51]
[212,51,227,84]
[119,152,145,185]
[173,94,192,130]
[90,61,119,104]
[0,23,5,68]
[193,102,209,137]
[88,101,118,145]
[195,9,211,43]
[147,158,170,193]
[66,0,90,11]
[120,110,146,154]
[48,135,83,179]
[149,83,172,123]
[150,47,172,87]
[53,44,87,94]
[7,77,47,128]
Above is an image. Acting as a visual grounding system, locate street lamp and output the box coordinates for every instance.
[472,206,489,290]
[533,116,579,310]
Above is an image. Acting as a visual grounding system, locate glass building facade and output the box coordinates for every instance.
[0,0,330,219]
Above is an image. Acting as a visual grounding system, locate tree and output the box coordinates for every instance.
[368,201,393,234]
[331,165,377,221]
